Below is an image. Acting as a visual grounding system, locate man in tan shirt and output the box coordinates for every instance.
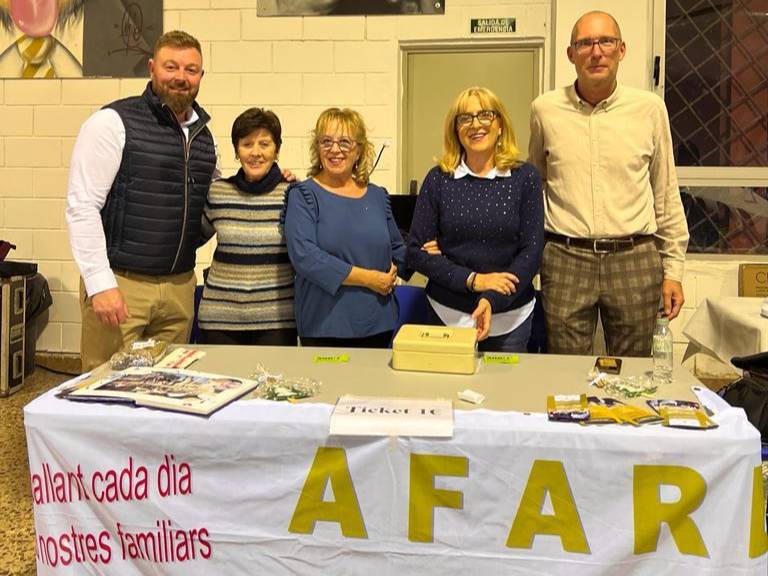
[528,11,689,356]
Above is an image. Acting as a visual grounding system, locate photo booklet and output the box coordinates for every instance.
[61,368,260,416]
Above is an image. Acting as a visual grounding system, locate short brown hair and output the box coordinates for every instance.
[231,108,283,153]
[308,108,375,185]
[153,30,202,57]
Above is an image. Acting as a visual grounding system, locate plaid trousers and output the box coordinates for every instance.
[540,240,663,357]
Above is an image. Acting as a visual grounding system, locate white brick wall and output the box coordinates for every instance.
[4,80,60,104]
[241,11,302,40]
[273,41,335,72]
[4,0,756,361]
[6,138,62,167]
[33,168,69,198]
[34,106,99,137]
[0,106,33,135]
[61,80,120,105]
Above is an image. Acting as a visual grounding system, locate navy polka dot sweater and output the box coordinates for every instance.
[406,163,544,314]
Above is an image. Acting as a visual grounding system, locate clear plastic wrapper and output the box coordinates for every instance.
[110,340,168,370]
[587,368,658,399]
[250,364,320,402]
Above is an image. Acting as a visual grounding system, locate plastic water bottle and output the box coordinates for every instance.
[652,316,673,386]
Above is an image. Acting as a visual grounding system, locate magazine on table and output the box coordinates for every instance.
[63,368,259,416]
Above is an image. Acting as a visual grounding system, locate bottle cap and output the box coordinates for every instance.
[656,316,669,325]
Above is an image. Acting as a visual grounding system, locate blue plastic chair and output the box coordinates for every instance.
[390,286,548,352]
[390,286,429,346]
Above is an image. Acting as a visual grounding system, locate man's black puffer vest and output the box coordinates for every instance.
[101,83,216,275]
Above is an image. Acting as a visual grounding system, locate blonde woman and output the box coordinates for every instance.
[284,108,406,348]
[406,87,543,351]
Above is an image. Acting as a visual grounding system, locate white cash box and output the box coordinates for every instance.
[392,324,477,375]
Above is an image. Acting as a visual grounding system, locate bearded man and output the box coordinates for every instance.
[66,30,218,371]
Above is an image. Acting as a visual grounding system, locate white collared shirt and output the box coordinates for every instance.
[65,107,220,296]
[428,158,535,337]
[453,158,511,180]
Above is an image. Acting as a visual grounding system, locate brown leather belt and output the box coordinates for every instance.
[545,233,654,253]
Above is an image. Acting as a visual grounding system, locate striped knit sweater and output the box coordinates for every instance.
[198,173,295,331]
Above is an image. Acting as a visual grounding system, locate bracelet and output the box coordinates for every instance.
[467,272,477,292]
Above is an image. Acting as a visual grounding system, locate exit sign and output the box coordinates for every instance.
[471,18,516,34]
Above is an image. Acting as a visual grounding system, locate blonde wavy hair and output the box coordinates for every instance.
[308,108,375,185]
[438,87,521,174]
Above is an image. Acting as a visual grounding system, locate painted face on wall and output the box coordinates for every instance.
[0,0,84,38]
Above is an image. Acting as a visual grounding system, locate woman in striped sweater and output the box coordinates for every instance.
[198,108,297,345]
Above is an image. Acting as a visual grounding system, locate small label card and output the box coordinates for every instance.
[313,354,350,364]
[329,395,454,437]
[483,353,519,365]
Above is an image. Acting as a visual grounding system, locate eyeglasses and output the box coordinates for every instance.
[455,110,497,128]
[317,137,357,153]
[572,36,622,55]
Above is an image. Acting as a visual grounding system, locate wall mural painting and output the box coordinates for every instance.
[0,0,162,78]
[258,0,444,16]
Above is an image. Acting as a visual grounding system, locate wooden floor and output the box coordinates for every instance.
[0,367,72,576]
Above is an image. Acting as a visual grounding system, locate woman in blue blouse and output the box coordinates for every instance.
[406,87,544,352]
[284,108,406,348]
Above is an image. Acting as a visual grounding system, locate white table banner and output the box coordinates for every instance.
[24,389,768,575]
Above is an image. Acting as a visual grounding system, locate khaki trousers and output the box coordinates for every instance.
[79,270,197,371]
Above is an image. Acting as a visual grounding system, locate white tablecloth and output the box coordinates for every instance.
[683,297,768,366]
[24,347,767,575]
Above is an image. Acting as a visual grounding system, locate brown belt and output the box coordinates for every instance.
[545,233,654,253]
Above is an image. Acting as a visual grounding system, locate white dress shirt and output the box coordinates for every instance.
[65,107,220,296]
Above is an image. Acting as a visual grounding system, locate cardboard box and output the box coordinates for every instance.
[392,324,477,375]
[738,264,768,297]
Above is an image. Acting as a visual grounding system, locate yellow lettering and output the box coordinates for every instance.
[288,447,367,538]
[633,465,708,556]
[749,465,768,558]
[408,454,468,542]
[506,460,590,553]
